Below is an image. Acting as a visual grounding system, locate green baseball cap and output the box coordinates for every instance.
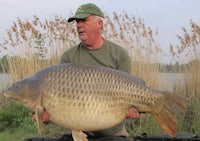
[68,3,104,22]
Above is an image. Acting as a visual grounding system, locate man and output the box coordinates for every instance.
[60,3,131,73]
[60,3,140,137]
[31,3,140,139]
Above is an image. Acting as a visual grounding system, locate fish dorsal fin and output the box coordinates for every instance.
[71,130,88,141]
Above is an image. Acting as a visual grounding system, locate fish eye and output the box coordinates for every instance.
[15,85,19,89]
[12,83,20,89]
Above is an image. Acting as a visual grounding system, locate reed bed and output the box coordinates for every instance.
[0,13,162,83]
[0,15,79,81]
[0,12,198,139]
[170,20,200,134]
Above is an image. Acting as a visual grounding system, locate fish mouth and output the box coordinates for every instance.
[4,92,30,108]
[3,90,17,99]
[3,91,10,98]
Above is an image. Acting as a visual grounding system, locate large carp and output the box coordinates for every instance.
[4,63,188,141]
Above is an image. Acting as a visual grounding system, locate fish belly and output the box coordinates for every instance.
[43,94,127,131]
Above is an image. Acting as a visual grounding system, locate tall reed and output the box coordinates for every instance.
[103,12,162,89]
[170,20,200,133]
[2,16,78,80]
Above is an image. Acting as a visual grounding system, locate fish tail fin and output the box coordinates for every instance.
[153,92,188,137]
[153,105,178,137]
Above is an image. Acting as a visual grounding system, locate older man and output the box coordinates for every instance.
[60,3,140,137]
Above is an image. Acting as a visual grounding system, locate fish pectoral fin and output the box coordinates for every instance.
[71,130,88,141]
[35,105,44,136]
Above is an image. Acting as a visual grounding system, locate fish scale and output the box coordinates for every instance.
[4,63,188,141]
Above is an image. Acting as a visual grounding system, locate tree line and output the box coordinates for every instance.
[0,55,196,73]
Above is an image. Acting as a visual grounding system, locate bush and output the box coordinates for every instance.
[0,102,30,132]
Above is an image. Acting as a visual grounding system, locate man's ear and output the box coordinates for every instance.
[98,19,103,30]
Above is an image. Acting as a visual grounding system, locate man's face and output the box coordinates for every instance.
[76,16,102,45]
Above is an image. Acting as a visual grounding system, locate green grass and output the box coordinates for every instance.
[0,101,67,140]
[0,101,37,140]
[0,124,38,141]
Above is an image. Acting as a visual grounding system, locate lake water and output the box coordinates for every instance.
[0,74,13,92]
[157,73,185,91]
[0,73,185,92]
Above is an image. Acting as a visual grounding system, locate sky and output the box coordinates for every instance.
[0,0,200,63]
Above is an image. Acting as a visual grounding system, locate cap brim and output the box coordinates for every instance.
[68,13,91,22]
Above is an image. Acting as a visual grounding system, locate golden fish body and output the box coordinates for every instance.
[4,63,188,140]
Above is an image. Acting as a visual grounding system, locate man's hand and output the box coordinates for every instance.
[126,108,140,119]
[32,110,50,123]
